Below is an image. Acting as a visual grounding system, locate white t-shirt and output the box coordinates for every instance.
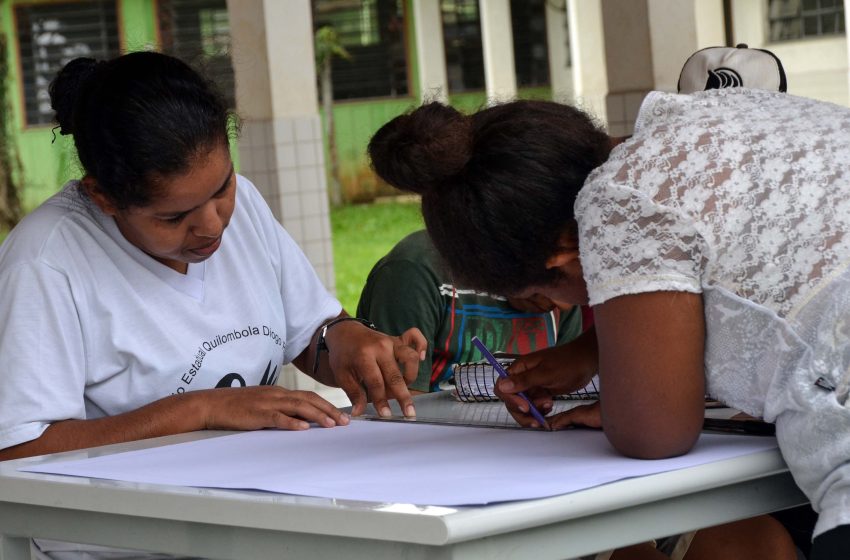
[0,174,341,451]
[576,88,850,535]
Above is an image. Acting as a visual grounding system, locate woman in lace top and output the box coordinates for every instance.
[367,90,850,559]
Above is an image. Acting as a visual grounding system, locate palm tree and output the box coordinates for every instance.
[314,26,350,207]
[0,33,23,231]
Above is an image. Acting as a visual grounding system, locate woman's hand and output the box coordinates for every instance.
[321,321,427,418]
[201,386,350,431]
[547,401,602,430]
[494,328,598,428]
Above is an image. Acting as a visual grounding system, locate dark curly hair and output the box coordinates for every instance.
[368,100,611,295]
[49,51,235,209]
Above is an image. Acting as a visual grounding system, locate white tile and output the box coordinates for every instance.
[280,194,302,221]
[314,167,329,194]
[262,121,274,147]
[605,94,626,124]
[304,240,325,266]
[273,117,295,144]
[276,144,297,169]
[295,116,315,142]
[280,169,300,194]
[297,166,319,191]
[238,148,255,175]
[241,122,257,148]
[265,146,277,172]
[314,140,326,167]
[302,216,323,241]
[301,191,323,217]
[625,91,647,122]
[284,218,304,243]
[296,142,317,166]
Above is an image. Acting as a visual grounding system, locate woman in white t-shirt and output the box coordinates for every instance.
[0,51,426,466]
[367,91,850,559]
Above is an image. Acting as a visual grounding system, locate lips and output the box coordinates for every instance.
[189,236,222,258]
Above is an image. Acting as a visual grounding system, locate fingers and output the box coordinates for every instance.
[399,328,428,363]
[206,387,350,431]
[548,402,602,431]
[337,371,368,416]
[393,327,428,385]
[394,338,424,386]
[376,353,415,417]
[495,390,551,430]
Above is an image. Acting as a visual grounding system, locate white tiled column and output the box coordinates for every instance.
[479,0,517,103]
[413,0,449,103]
[599,0,654,137]
[545,0,573,103]
[567,0,608,121]
[227,0,343,398]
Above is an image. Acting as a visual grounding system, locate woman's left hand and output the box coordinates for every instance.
[321,320,427,418]
[546,401,602,430]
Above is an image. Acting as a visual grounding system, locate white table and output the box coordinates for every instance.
[0,393,808,560]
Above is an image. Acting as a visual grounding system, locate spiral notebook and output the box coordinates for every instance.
[452,358,600,403]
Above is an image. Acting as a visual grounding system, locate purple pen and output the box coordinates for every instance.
[470,336,549,428]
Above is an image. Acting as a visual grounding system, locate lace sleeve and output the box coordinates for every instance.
[576,181,708,306]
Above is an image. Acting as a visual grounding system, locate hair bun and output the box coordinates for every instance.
[49,57,101,135]
[368,102,471,195]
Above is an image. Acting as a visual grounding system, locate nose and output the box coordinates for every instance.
[191,200,224,238]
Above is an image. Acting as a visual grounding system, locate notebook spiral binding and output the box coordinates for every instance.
[452,359,600,403]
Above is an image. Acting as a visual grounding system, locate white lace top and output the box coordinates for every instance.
[576,89,850,419]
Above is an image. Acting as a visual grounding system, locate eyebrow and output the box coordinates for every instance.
[155,165,235,218]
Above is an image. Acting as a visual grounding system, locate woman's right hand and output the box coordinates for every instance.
[200,386,350,431]
[494,327,598,427]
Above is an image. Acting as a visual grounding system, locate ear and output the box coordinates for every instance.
[545,228,580,270]
[81,176,118,216]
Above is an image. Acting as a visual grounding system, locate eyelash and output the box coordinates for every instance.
[161,177,232,224]
[164,214,187,224]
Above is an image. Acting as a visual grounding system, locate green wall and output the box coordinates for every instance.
[5,0,552,208]
[3,0,159,209]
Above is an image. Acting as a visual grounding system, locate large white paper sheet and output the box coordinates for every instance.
[22,421,778,506]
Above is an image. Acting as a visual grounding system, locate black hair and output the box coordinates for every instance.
[368,100,611,296]
[49,51,235,209]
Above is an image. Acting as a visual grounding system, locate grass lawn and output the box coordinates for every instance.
[331,199,423,313]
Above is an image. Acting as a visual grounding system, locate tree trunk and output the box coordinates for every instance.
[0,34,22,232]
[321,59,343,207]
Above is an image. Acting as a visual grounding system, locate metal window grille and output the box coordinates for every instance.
[768,0,845,41]
[159,0,236,108]
[441,0,484,92]
[312,0,409,101]
[14,0,120,127]
[511,0,550,88]
[441,0,551,93]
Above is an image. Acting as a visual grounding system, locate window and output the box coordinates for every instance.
[14,1,121,127]
[159,0,236,108]
[441,0,552,93]
[510,0,550,88]
[312,0,409,100]
[441,0,484,92]
[769,0,845,41]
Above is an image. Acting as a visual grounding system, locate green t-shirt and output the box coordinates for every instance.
[357,230,583,392]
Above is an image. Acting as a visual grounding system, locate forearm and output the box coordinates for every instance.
[0,391,208,461]
[567,326,600,385]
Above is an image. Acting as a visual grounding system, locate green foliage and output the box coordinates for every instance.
[331,199,423,313]
[0,32,23,231]
[314,26,351,68]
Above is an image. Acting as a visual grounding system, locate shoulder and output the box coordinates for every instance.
[0,181,100,271]
[370,230,441,276]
